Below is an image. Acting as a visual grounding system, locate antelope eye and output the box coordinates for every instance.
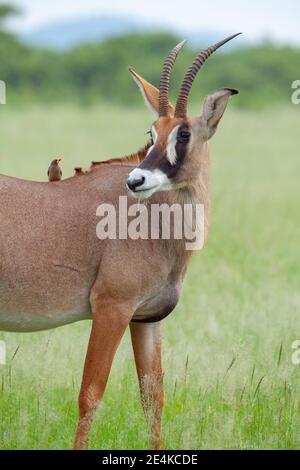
[179,129,190,140]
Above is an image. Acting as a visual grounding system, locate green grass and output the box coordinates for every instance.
[0,103,300,449]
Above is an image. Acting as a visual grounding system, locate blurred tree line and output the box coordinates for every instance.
[0,4,298,108]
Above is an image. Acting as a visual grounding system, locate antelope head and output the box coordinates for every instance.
[127,33,241,199]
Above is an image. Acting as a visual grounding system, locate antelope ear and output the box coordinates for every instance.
[129,68,174,116]
[202,88,239,139]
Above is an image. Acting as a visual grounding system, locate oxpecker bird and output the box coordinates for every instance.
[48,158,62,182]
[74,167,85,176]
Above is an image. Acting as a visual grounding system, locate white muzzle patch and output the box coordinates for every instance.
[127,168,171,199]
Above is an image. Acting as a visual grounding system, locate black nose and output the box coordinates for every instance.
[127,176,145,191]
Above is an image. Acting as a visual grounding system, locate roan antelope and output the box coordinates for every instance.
[0,33,240,450]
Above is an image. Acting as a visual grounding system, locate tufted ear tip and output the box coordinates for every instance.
[128,67,136,78]
[225,87,239,95]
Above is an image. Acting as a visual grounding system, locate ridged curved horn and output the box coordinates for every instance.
[174,33,242,118]
[158,40,186,117]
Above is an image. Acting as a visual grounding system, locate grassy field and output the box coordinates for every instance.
[0,103,300,449]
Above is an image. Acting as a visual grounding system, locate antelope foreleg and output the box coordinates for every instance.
[74,296,132,450]
[130,321,164,450]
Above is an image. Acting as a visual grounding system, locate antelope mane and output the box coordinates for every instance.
[87,142,151,172]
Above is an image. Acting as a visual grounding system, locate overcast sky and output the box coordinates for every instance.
[6,0,300,44]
